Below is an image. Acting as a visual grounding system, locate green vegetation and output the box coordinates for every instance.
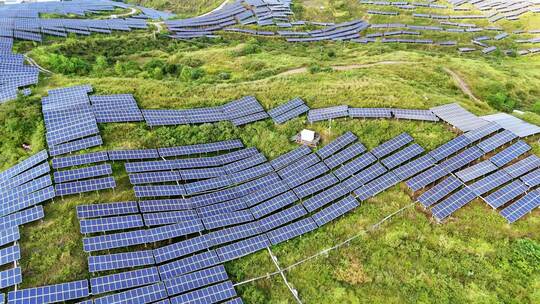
[2,0,540,302]
[127,0,225,17]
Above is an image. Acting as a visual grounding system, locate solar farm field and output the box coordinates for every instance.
[1,0,540,303]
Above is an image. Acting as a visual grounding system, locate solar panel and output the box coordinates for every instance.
[293,173,338,199]
[216,234,270,262]
[0,227,19,247]
[202,210,254,230]
[0,244,20,266]
[468,170,513,196]
[224,153,267,174]
[371,133,413,159]
[277,153,320,179]
[196,197,247,218]
[93,282,167,304]
[158,139,243,158]
[348,107,391,118]
[500,190,540,223]
[440,146,484,173]
[209,221,262,246]
[0,174,51,205]
[308,105,349,122]
[0,162,50,191]
[484,180,529,209]
[88,250,156,272]
[332,152,377,181]
[342,162,387,191]
[417,175,463,208]
[503,155,540,178]
[108,149,159,161]
[266,217,317,245]
[268,97,305,118]
[430,103,490,132]
[354,171,401,201]
[54,163,112,183]
[143,210,198,226]
[462,122,502,142]
[184,176,231,195]
[455,160,498,182]
[180,167,226,181]
[7,279,89,304]
[392,154,436,180]
[224,298,244,304]
[83,229,147,252]
[48,135,103,156]
[51,151,109,169]
[55,176,116,196]
[129,171,181,185]
[0,185,54,218]
[0,150,48,182]
[311,195,359,227]
[431,187,478,221]
[153,234,212,264]
[316,131,357,159]
[158,250,221,280]
[76,201,139,219]
[164,265,229,296]
[283,162,329,189]
[80,214,144,234]
[138,198,191,213]
[169,281,237,304]
[90,267,160,295]
[0,267,21,289]
[476,130,518,153]
[0,205,44,230]
[489,141,531,167]
[428,135,471,162]
[520,168,540,187]
[134,184,186,198]
[381,143,424,169]
[392,109,439,121]
[146,219,204,242]
[323,142,366,169]
[217,147,259,165]
[273,104,310,124]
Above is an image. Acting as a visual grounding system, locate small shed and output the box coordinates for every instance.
[291,129,320,147]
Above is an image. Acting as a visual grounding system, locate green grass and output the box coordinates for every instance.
[2,1,540,302]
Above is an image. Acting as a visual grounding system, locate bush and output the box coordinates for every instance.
[217,72,231,80]
[487,91,516,113]
[532,101,540,114]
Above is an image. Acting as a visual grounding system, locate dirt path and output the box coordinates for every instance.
[277,61,412,77]
[443,67,481,103]
[24,54,53,75]
[110,7,138,19]
[201,0,230,17]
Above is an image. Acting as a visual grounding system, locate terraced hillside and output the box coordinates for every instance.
[0,0,539,303]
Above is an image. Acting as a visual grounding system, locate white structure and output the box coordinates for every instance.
[300,129,315,142]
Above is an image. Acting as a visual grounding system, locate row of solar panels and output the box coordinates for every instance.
[307,105,439,122]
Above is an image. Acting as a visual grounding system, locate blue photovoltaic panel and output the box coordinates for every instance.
[283,162,329,189]
[278,153,320,179]
[258,204,307,232]
[158,140,243,157]
[266,217,317,245]
[0,185,54,218]
[316,131,357,159]
[138,198,191,213]
[462,122,501,143]
[164,265,229,296]
[196,198,247,218]
[55,176,116,196]
[332,152,377,181]
[500,190,540,223]
[348,107,392,118]
[417,176,463,208]
[371,133,413,159]
[7,279,89,304]
[268,97,305,118]
[184,175,231,195]
[0,150,48,182]
[224,298,244,304]
[83,229,147,252]
[0,267,21,289]
[484,180,529,209]
[134,184,186,198]
[342,162,387,192]
[393,154,436,180]
[169,281,237,304]
[455,160,498,182]
[52,151,108,169]
[76,201,139,219]
[108,149,159,161]
[54,163,112,183]
[521,168,540,187]
[202,210,254,230]
[0,162,50,191]
[381,143,424,169]
[293,173,338,199]
[216,234,270,262]
[489,141,531,167]
[146,220,204,243]
[311,195,359,227]
[0,175,51,204]
[428,135,471,162]
[90,267,160,295]
[468,170,513,196]
[503,155,540,178]
[270,145,311,170]
[153,234,212,264]
[80,214,144,234]
[93,282,167,304]
[88,250,156,272]
[250,191,298,219]
[180,167,225,181]
[209,221,262,246]
[0,227,19,248]
[224,153,267,174]
[440,146,484,173]
[158,250,221,280]
[302,182,350,212]
[0,206,44,231]
[129,171,181,185]
[308,105,349,122]
[354,171,401,201]
[323,142,366,169]
[274,104,310,124]
[48,135,103,157]
[0,244,20,266]
[476,130,517,153]
[217,147,259,165]
[143,210,198,226]
[431,187,477,221]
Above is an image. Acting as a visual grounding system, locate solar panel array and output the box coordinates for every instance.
[430,103,490,132]
[268,97,310,124]
[0,37,39,103]
[307,105,349,122]
[90,94,144,123]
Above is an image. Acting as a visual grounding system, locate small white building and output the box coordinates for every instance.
[292,129,320,147]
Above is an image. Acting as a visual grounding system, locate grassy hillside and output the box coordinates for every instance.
[2,1,540,302]
[126,0,225,17]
